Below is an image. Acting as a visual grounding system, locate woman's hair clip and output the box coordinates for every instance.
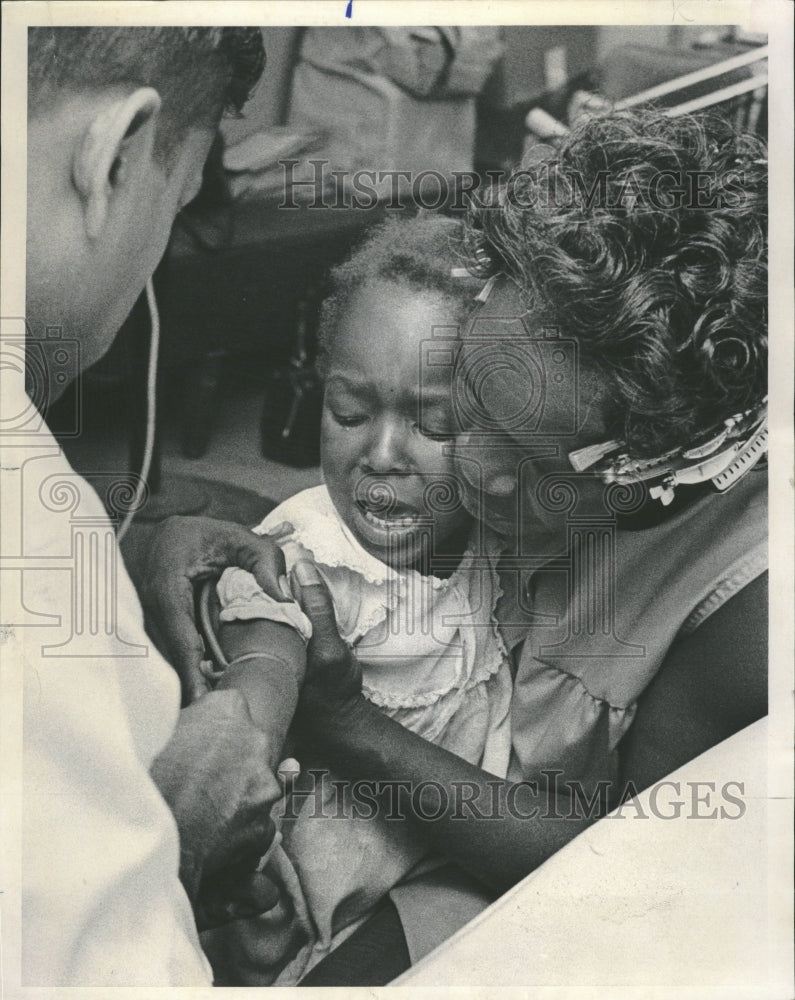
[450,268,500,306]
[568,399,768,506]
[474,273,501,303]
[449,266,502,304]
[568,439,624,472]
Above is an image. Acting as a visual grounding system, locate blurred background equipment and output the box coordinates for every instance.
[286,27,503,203]
[519,30,768,161]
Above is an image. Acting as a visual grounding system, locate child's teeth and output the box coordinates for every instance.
[364,509,418,528]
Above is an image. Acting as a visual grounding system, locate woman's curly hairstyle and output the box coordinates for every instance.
[466,109,768,457]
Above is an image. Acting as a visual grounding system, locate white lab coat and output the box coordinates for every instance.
[1,372,210,986]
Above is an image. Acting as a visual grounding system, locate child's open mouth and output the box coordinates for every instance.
[356,498,424,529]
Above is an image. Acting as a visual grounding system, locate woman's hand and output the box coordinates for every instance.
[131,516,291,703]
[289,560,364,739]
[150,688,283,929]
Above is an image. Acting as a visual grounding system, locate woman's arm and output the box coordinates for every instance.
[305,696,592,894]
[618,572,768,790]
[292,562,768,895]
[291,561,591,894]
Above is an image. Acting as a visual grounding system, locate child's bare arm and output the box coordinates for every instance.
[214,618,307,769]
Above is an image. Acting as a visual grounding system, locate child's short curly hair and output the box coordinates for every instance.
[318,214,483,376]
[466,109,768,457]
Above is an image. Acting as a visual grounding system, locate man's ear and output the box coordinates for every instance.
[72,87,162,240]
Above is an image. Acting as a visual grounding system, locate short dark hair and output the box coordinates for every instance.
[28,27,265,160]
[466,109,768,457]
[318,214,484,376]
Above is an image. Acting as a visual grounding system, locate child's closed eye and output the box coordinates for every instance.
[330,409,368,428]
[416,421,456,441]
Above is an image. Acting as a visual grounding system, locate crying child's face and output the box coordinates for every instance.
[320,279,471,572]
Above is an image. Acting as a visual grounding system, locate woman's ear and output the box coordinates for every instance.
[72,87,162,240]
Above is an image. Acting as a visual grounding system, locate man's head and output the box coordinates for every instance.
[26,27,265,377]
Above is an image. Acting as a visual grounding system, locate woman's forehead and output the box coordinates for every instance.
[454,275,610,443]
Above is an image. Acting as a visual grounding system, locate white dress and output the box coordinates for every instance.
[209,484,513,984]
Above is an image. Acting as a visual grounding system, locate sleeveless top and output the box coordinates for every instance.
[502,468,767,794]
[390,468,767,963]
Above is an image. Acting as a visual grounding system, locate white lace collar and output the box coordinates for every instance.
[259,484,501,592]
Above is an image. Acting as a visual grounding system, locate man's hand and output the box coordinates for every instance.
[135,516,290,703]
[290,560,364,743]
[150,689,282,929]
